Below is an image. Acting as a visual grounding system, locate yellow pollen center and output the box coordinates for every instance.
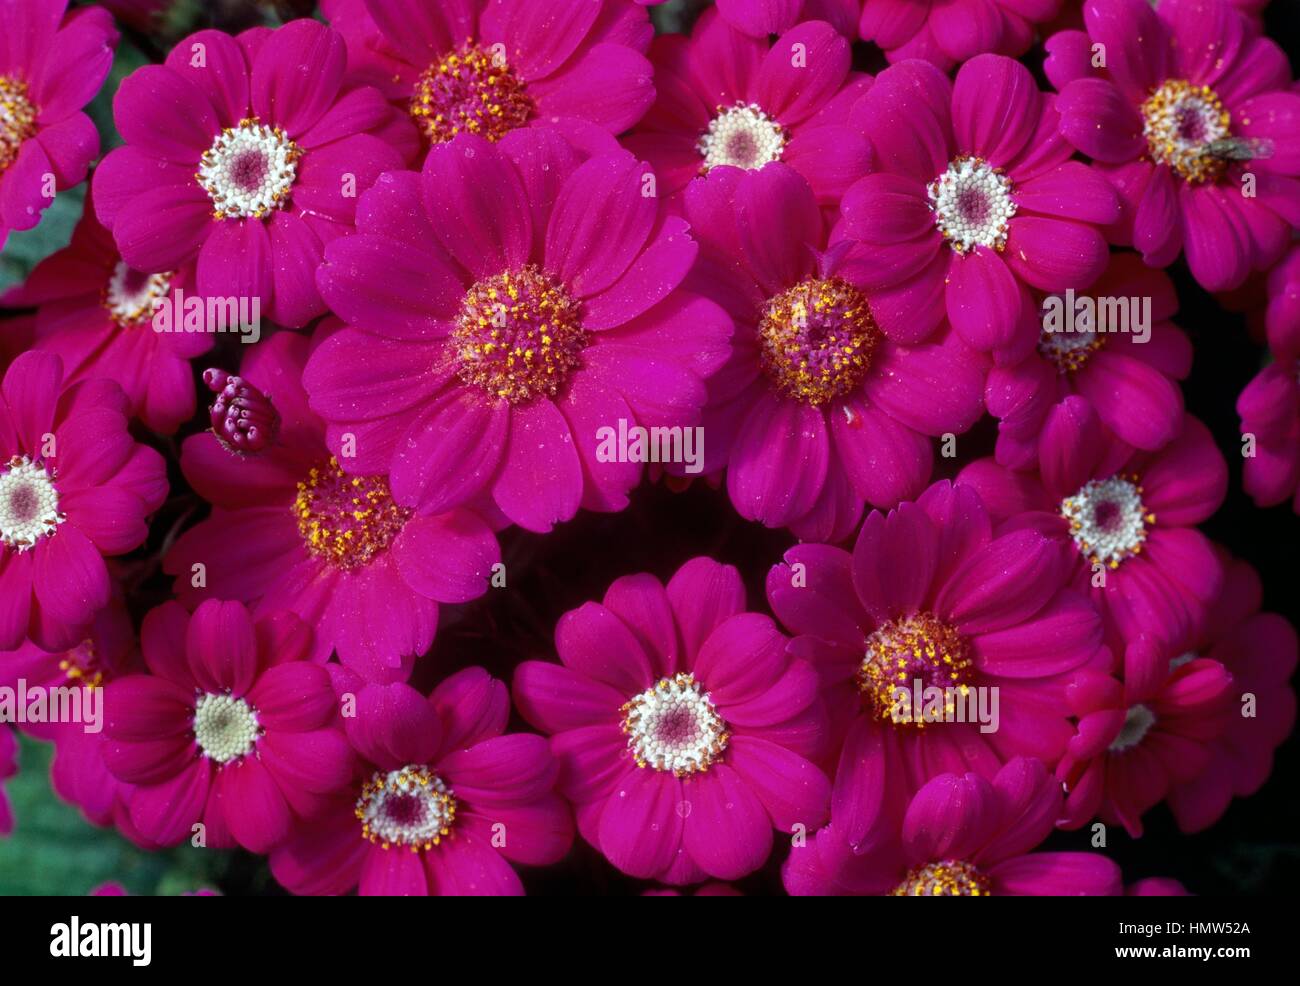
[0,75,37,175]
[1141,79,1232,183]
[857,613,973,728]
[892,859,992,896]
[453,264,586,404]
[758,277,880,406]
[411,40,534,144]
[59,639,104,689]
[294,457,410,570]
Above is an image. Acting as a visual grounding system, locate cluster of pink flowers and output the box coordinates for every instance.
[0,0,1294,896]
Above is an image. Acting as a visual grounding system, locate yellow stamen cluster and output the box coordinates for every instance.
[411,40,534,144]
[59,640,104,690]
[0,75,37,175]
[356,765,457,852]
[453,264,586,404]
[1038,323,1106,374]
[1141,79,1231,184]
[857,613,973,728]
[892,860,992,896]
[758,277,880,406]
[294,457,410,570]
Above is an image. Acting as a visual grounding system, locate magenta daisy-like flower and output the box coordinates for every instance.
[304,129,731,533]
[1166,550,1297,832]
[165,329,501,683]
[839,54,1120,355]
[103,599,355,853]
[93,19,414,328]
[784,757,1123,896]
[683,162,986,541]
[987,252,1191,470]
[860,0,1063,71]
[271,667,573,896]
[622,12,870,205]
[322,0,654,147]
[714,0,859,38]
[513,557,831,884]
[0,594,154,846]
[1238,355,1300,513]
[0,351,167,652]
[1056,641,1234,837]
[767,479,1104,850]
[0,0,116,249]
[959,398,1228,647]
[1049,0,1300,292]
[2,192,209,435]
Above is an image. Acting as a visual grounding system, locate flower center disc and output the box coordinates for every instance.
[1,75,37,175]
[758,277,880,406]
[193,692,260,763]
[622,673,729,776]
[1141,79,1231,183]
[892,859,991,896]
[1038,313,1104,374]
[698,102,786,172]
[356,765,457,851]
[104,261,174,328]
[59,639,105,689]
[0,455,64,553]
[928,156,1016,253]
[857,613,973,727]
[294,456,410,570]
[1060,474,1153,569]
[411,40,534,144]
[197,118,301,219]
[453,264,586,404]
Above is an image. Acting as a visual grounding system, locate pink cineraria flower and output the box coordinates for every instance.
[0,725,14,836]
[93,19,414,328]
[0,351,167,652]
[715,0,859,38]
[271,667,573,896]
[513,558,831,884]
[165,329,501,684]
[623,12,870,205]
[961,399,1227,647]
[839,55,1120,357]
[1056,639,1234,836]
[2,193,210,435]
[1048,0,1300,291]
[304,129,731,533]
[767,479,1104,850]
[860,0,1064,71]
[0,0,116,248]
[322,0,654,147]
[987,252,1192,470]
[784,757,1123,895]
[1166,550,1297,832]
[0,593,154,846]
[1238,354,1300,513]
[683,163,986,541]
[102,599,355,853]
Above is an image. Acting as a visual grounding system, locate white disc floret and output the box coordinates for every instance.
[928,156,1017,253]
[196,118,301,220]
[698,102,786,172]
[0,455,64,552]
[193,692,260,763]
[1060,474,1153,569]
[622,672,729,776]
